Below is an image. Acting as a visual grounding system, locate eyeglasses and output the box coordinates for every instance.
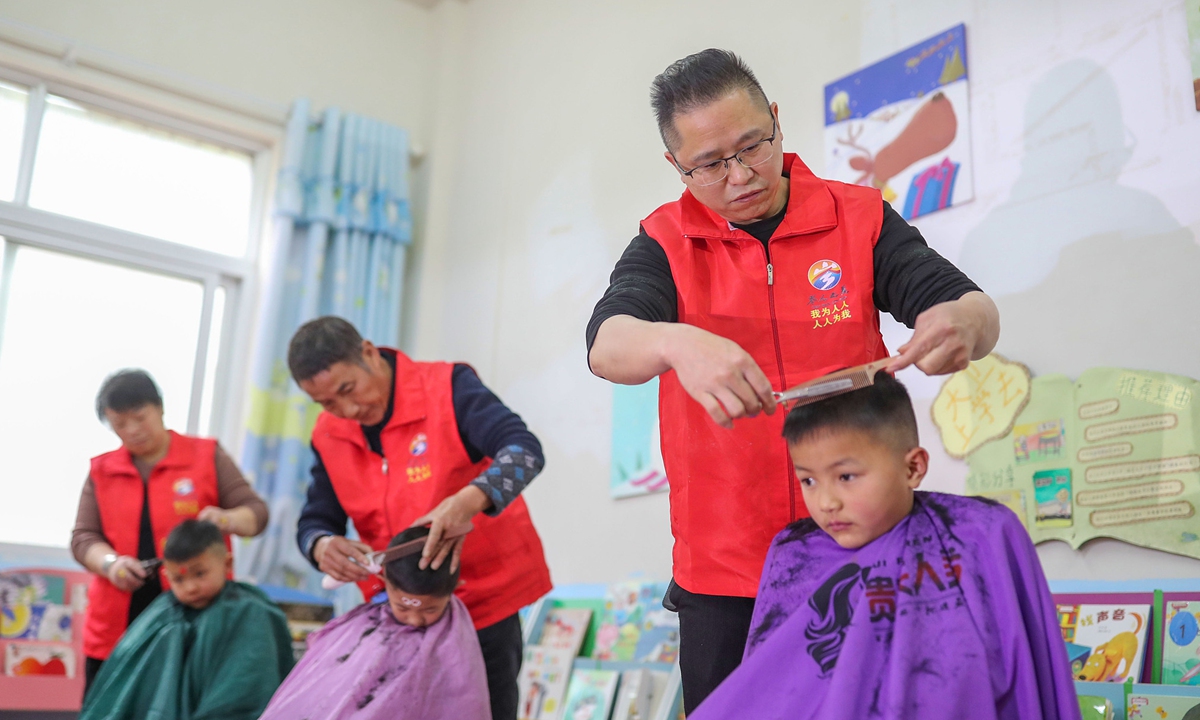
[672,119,778,187]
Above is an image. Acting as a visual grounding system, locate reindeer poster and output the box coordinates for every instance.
[824,24,974,220]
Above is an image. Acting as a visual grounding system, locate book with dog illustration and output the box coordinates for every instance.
[1058,603,1151,683]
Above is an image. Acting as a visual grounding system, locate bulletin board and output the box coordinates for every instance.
[933,356,1200,559]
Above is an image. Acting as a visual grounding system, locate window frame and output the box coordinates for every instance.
[0,62,277,451]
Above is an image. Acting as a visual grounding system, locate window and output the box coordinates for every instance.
[0,81,27,201]
[0,72,268,548]
[30,95,254,256]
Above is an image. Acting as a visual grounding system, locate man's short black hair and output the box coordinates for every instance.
[163,520,226,562]
[287,316,366,383]
[95,369,163,422]
[383,527,458,598]
[651,48,771,152]
[782,373,919,451]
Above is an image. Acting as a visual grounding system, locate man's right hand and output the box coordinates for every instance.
[664,323,777,429]
[313,535,374,583]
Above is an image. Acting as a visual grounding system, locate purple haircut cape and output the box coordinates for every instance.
[690,492,1081,720]
[259,594,491,720]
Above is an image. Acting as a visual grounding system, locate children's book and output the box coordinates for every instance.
[1162,594,1200,686]
[647,669,671,719]
[1126,683,1200,719]
[540,608,593,658]
[1058,603,1152,683]
[633,608,679,664]
[612,668,653,720]
[518,646,575,720]
[1077,694,1113,720]
[561,669,620,720]
[1076,681,1127,720]
[593,582,666,661]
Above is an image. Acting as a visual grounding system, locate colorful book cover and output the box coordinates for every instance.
[1076,681,1126,719]
[1127,692,1200,719]
[1,572,74,642]
[1059,604,1151,683]
[1077,694,1112,720]
[540,608,593,658]
[561,669,619,720]
[1163,598,1200,685]
[612,668,653,720]
[4,642,76,678]
[593,582,664,661]
[632,607,679,664]
[518,646,575,720]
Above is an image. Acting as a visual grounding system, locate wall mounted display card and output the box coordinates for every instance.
[1034,468,1074,527]
[824,24,974,220]
[611,380,668,499]
[954,362,1200,560]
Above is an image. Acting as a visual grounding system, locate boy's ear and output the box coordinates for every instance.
[223,551,233,574]
[904,447,929,489]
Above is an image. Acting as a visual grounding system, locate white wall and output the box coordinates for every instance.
[412,0,865,585]
[0,0,440,144]
[860,0,1200,581]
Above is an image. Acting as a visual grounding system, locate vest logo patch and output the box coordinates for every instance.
[409,433,428,457]
[808,260,842,291]
[174,500,199,516]
[173,478,194,496]
[406,464,432,484]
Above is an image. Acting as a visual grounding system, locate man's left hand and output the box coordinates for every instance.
[409,486,491,573]
[887,291,1000,376]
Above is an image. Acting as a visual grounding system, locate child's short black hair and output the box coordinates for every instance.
[782,372,919,450]
[163,520,226,562]
[383,527,458,597]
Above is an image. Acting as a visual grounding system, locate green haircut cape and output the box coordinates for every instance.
[81,581,294,720]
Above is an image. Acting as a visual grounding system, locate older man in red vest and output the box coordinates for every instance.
[291,316,551,720]
[587,49,1000,713]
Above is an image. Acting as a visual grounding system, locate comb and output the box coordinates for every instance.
[773,358,893,407]
[320,522,473,590]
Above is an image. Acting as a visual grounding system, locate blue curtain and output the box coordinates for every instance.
[236,100,412,600]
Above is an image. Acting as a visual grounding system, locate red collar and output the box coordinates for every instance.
[678,153,838,241]
[323,348,428,445]
[104,430,196,479]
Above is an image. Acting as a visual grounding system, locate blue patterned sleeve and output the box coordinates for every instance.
[469,445,544,516]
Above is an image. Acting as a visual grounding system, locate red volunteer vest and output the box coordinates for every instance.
[311,351,552,630]
[84,431,225,659]
[642,154,887,598]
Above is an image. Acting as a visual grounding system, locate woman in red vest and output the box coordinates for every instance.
[70,369,269,693]
[587,50,1000,713]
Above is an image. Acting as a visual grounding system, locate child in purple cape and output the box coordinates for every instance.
[259,526,491,720]
[690,373,1080,720]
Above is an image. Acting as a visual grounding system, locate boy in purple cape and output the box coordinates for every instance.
[690,374,1080,720]
[259,526,491,720]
